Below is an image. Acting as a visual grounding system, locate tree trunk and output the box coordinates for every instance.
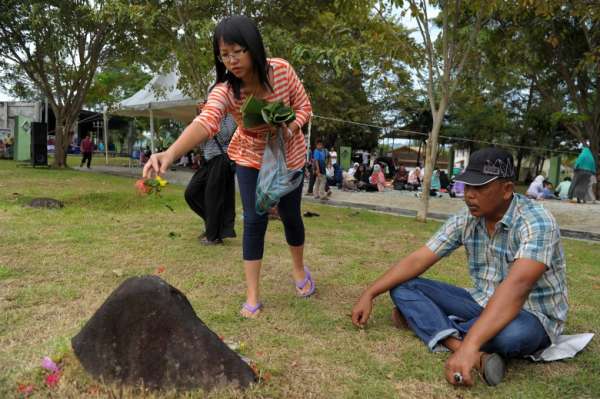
[590,133,600,199]
[417,100,446,222]
[52,106,78,168]
[53,114,67,168]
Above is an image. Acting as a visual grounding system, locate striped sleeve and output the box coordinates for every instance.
[192,83,230,138]
[286,63,312,127]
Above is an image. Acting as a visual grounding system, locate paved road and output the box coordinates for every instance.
[78,165,600,240]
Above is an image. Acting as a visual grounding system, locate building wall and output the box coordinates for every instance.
[0,101,41,131]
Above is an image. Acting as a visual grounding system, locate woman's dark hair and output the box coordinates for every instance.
[212,15,272,99]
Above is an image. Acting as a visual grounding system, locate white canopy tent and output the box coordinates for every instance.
[111,69,198,152]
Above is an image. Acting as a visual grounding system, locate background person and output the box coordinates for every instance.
[554,177,571,200]
[312,139,328,199]
[329,147,337,165]
[568,145,596,203]
[184,101,237,245]
[143,15,315,318]
[368,163,385,192]
[525,175,545,199]
[79,133,93,168]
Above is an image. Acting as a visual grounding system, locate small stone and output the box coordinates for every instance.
[27,198,64,208]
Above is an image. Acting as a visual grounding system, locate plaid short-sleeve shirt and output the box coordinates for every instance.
[426,193,568,341]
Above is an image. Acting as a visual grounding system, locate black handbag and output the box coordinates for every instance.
[213,136,236,173]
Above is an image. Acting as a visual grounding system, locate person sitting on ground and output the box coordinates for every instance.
[367,163,385,192]
[538,180,557,200]
[525,175,545,199]
[450,180,465,198]
[177,154,189,167]
[333,162,343,189]
[342,171,357,191]
[393,164,409,190]
[430,168,442,197]
[348,162,360,178]
[439,170,450,192]
[407,166,421,191]
[354,164,370,190]
[351,147,567,388]
[329,147,338,165]
[325,158,335,187]
[554,177,571,200]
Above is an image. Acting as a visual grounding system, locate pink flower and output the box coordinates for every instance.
[41,356,59,373]
[44,372,61,388]
[135,179,150,195]
[17,384,34,396]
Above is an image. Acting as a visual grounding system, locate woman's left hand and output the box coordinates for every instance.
[268,123,296,141]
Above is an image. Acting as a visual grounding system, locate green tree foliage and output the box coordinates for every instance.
[86,62,151,109]
[0,0,141,167]
[483,1,600,161]
[135,0,415,151]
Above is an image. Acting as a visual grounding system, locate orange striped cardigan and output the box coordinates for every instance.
[193,58,312,170]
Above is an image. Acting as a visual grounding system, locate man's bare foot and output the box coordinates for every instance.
[391,307,409,330]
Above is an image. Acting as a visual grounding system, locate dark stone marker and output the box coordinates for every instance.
[72,276,256,391]
[27,198,64,208]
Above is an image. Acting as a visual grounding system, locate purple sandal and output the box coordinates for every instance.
[240,302,263,318]
[295,266,316,298]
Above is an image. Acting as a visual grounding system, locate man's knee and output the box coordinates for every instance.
[389,278,423,302]
[487,315,547,357]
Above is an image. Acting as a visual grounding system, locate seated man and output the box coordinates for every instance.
[351,147,567,387]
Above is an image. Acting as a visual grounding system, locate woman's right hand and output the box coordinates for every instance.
[142,151,175,178]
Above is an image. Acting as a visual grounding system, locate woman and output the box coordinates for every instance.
[143,16,314,318]
[407,166,421,191]
[354,164,370,190]
[569,145,596,203]
[526,175,545,199]
[368,164,386,192]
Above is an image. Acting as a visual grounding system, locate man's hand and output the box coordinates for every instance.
[444,344,481,387]
[351,293,373,328]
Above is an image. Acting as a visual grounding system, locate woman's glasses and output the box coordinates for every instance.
[218,48,247,63]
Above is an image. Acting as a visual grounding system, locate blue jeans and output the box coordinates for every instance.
[236,165,305,261]
[389,278,551,358]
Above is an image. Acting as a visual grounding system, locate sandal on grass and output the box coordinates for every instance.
[295,266,316,298]
[480,353,506,386]
[240,302,263,318]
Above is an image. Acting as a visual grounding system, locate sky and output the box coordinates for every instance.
[0,88,16,102]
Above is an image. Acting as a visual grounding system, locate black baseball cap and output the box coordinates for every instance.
[454,147,516,186]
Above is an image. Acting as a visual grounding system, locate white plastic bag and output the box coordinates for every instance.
[255,130,303,215]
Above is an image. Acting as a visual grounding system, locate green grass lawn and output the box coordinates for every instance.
[0,159,598,398]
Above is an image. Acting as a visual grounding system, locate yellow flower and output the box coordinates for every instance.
[156,176,168,187]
